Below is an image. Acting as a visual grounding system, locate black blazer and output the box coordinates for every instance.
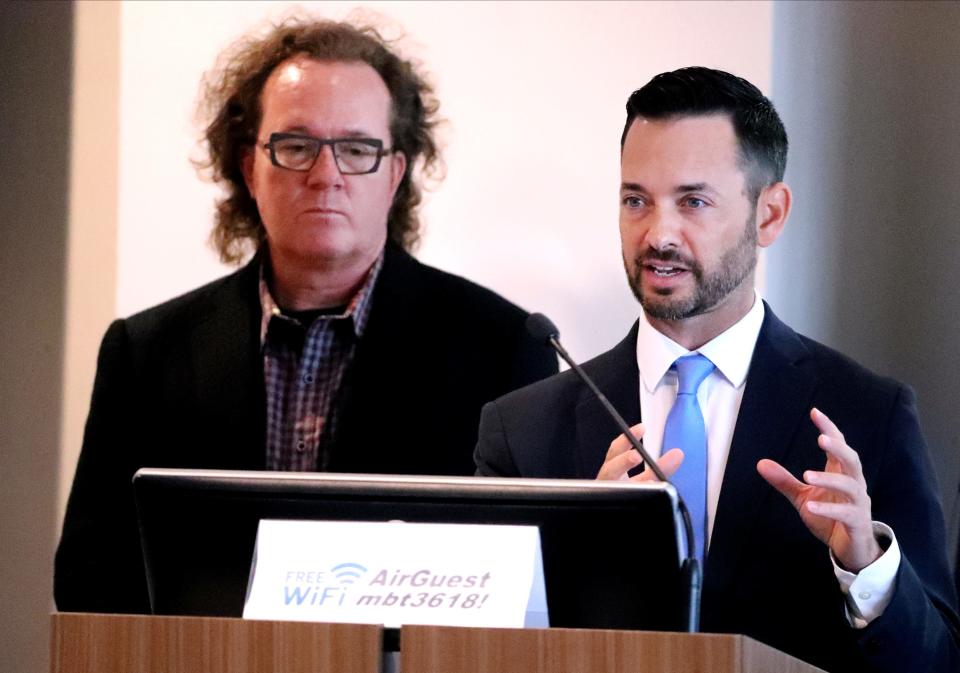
[55,243,558,613]
[476,304,959,673]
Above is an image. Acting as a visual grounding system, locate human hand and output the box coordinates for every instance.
[596,423,685,482]
[757,408,882,572]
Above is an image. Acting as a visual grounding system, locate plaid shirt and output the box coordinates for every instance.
[259,253,382,471]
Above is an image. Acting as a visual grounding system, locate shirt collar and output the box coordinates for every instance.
[258,249,384,345]
[635,291,765,392]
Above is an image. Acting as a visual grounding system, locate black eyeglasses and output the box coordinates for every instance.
[261,132,391,175]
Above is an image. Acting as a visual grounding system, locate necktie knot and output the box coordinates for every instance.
[674,353,715,396]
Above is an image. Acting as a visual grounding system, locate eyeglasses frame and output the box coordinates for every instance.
[260,132,392,175]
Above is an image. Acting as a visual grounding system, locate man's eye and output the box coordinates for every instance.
[683,197,707,209]
[277,141,312,157]
[338,142,377,157]
[622,196,645,208]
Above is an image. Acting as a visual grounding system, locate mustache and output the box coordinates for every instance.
[634,247,698,269]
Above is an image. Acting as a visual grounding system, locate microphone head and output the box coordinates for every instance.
[526,312,560,343]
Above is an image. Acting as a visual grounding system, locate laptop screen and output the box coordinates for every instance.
[134,469,685,631]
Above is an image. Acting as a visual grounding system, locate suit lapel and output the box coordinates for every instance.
[330,244,421,470]
[188,258,266,469]
[704,305,817,598]
[574,324,642,477]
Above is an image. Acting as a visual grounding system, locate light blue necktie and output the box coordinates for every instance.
[662,353,715,564]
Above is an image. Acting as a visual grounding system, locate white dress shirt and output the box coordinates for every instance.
[634,291,764,544]
[633,291,898,627]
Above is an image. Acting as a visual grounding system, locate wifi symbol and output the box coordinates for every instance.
[331,562,367,585]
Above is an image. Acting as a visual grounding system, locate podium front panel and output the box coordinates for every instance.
[400,625,827,673]
[50,613,381,673]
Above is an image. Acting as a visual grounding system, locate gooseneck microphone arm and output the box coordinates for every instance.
[526,312,701,633]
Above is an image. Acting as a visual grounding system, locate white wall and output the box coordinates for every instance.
[62,0,777,566]
[114,0,773,363]
[61,0,775,550]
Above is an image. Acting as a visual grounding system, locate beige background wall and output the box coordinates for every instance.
[767,0,960,561]
[3,2,959,673]
[65,0,776,564]
[110,0,772,348]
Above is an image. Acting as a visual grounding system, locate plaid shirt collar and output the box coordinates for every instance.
[258,248,384,346]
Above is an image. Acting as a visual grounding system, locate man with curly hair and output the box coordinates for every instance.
[55,18,557,614]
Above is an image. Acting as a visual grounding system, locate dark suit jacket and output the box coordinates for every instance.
[475,304,959,673]
[55,243,558,614]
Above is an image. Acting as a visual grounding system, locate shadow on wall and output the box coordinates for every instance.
[768,1,960,565]
[0,3,74,673]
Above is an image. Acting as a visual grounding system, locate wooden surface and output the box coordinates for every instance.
[401,625,827,673]
[50,613,382,673]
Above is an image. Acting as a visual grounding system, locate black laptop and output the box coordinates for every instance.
[133,469,685,631]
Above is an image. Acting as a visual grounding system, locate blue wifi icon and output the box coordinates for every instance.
[331,562,368,585]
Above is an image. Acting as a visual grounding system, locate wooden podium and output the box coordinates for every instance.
[402,624,827,673]
[50,613,382,673]
[51,613,826,673]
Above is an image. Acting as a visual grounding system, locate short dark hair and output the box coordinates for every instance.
[198,18,442,264]
[621,67,787,202]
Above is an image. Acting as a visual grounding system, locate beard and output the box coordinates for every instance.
[625,216,758,321]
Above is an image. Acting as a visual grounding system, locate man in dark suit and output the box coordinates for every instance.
[475,67,959,672]
[55,18,556,614]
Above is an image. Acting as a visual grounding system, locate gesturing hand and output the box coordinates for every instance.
[596,423,685,482]
[757,407,882,572]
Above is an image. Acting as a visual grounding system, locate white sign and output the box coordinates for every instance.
[243,520,548,628]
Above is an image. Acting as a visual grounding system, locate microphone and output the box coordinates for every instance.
[525,312,701,633]
[527,313,670,481]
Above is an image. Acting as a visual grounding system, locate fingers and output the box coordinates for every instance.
[807,408,870,507]
[631,448,685,482]
[803,500,869,527]
[756,458,805,504]
[759,409,880,570]
[596,425,686,482]
[757,458,863,530]
[596,449,641,480]
[802,469,865,504]
[596,424,645,480]
[809,406,842,437]
[604,423,645,460]
[801,460,873,536]
[757,459,863,508]
[810,408,863,478]
[805,494,881,570]
[657,448,684,479]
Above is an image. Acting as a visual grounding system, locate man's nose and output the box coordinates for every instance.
[305,145,345,189]
[644,207,683,250]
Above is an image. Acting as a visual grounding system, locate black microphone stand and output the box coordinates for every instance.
[531,314,701,633]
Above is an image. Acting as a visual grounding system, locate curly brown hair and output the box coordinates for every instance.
[198,18,442,264]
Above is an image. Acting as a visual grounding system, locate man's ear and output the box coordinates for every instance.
[388,151,407,199]
[755,181,791,248]
[241,147,257,200]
